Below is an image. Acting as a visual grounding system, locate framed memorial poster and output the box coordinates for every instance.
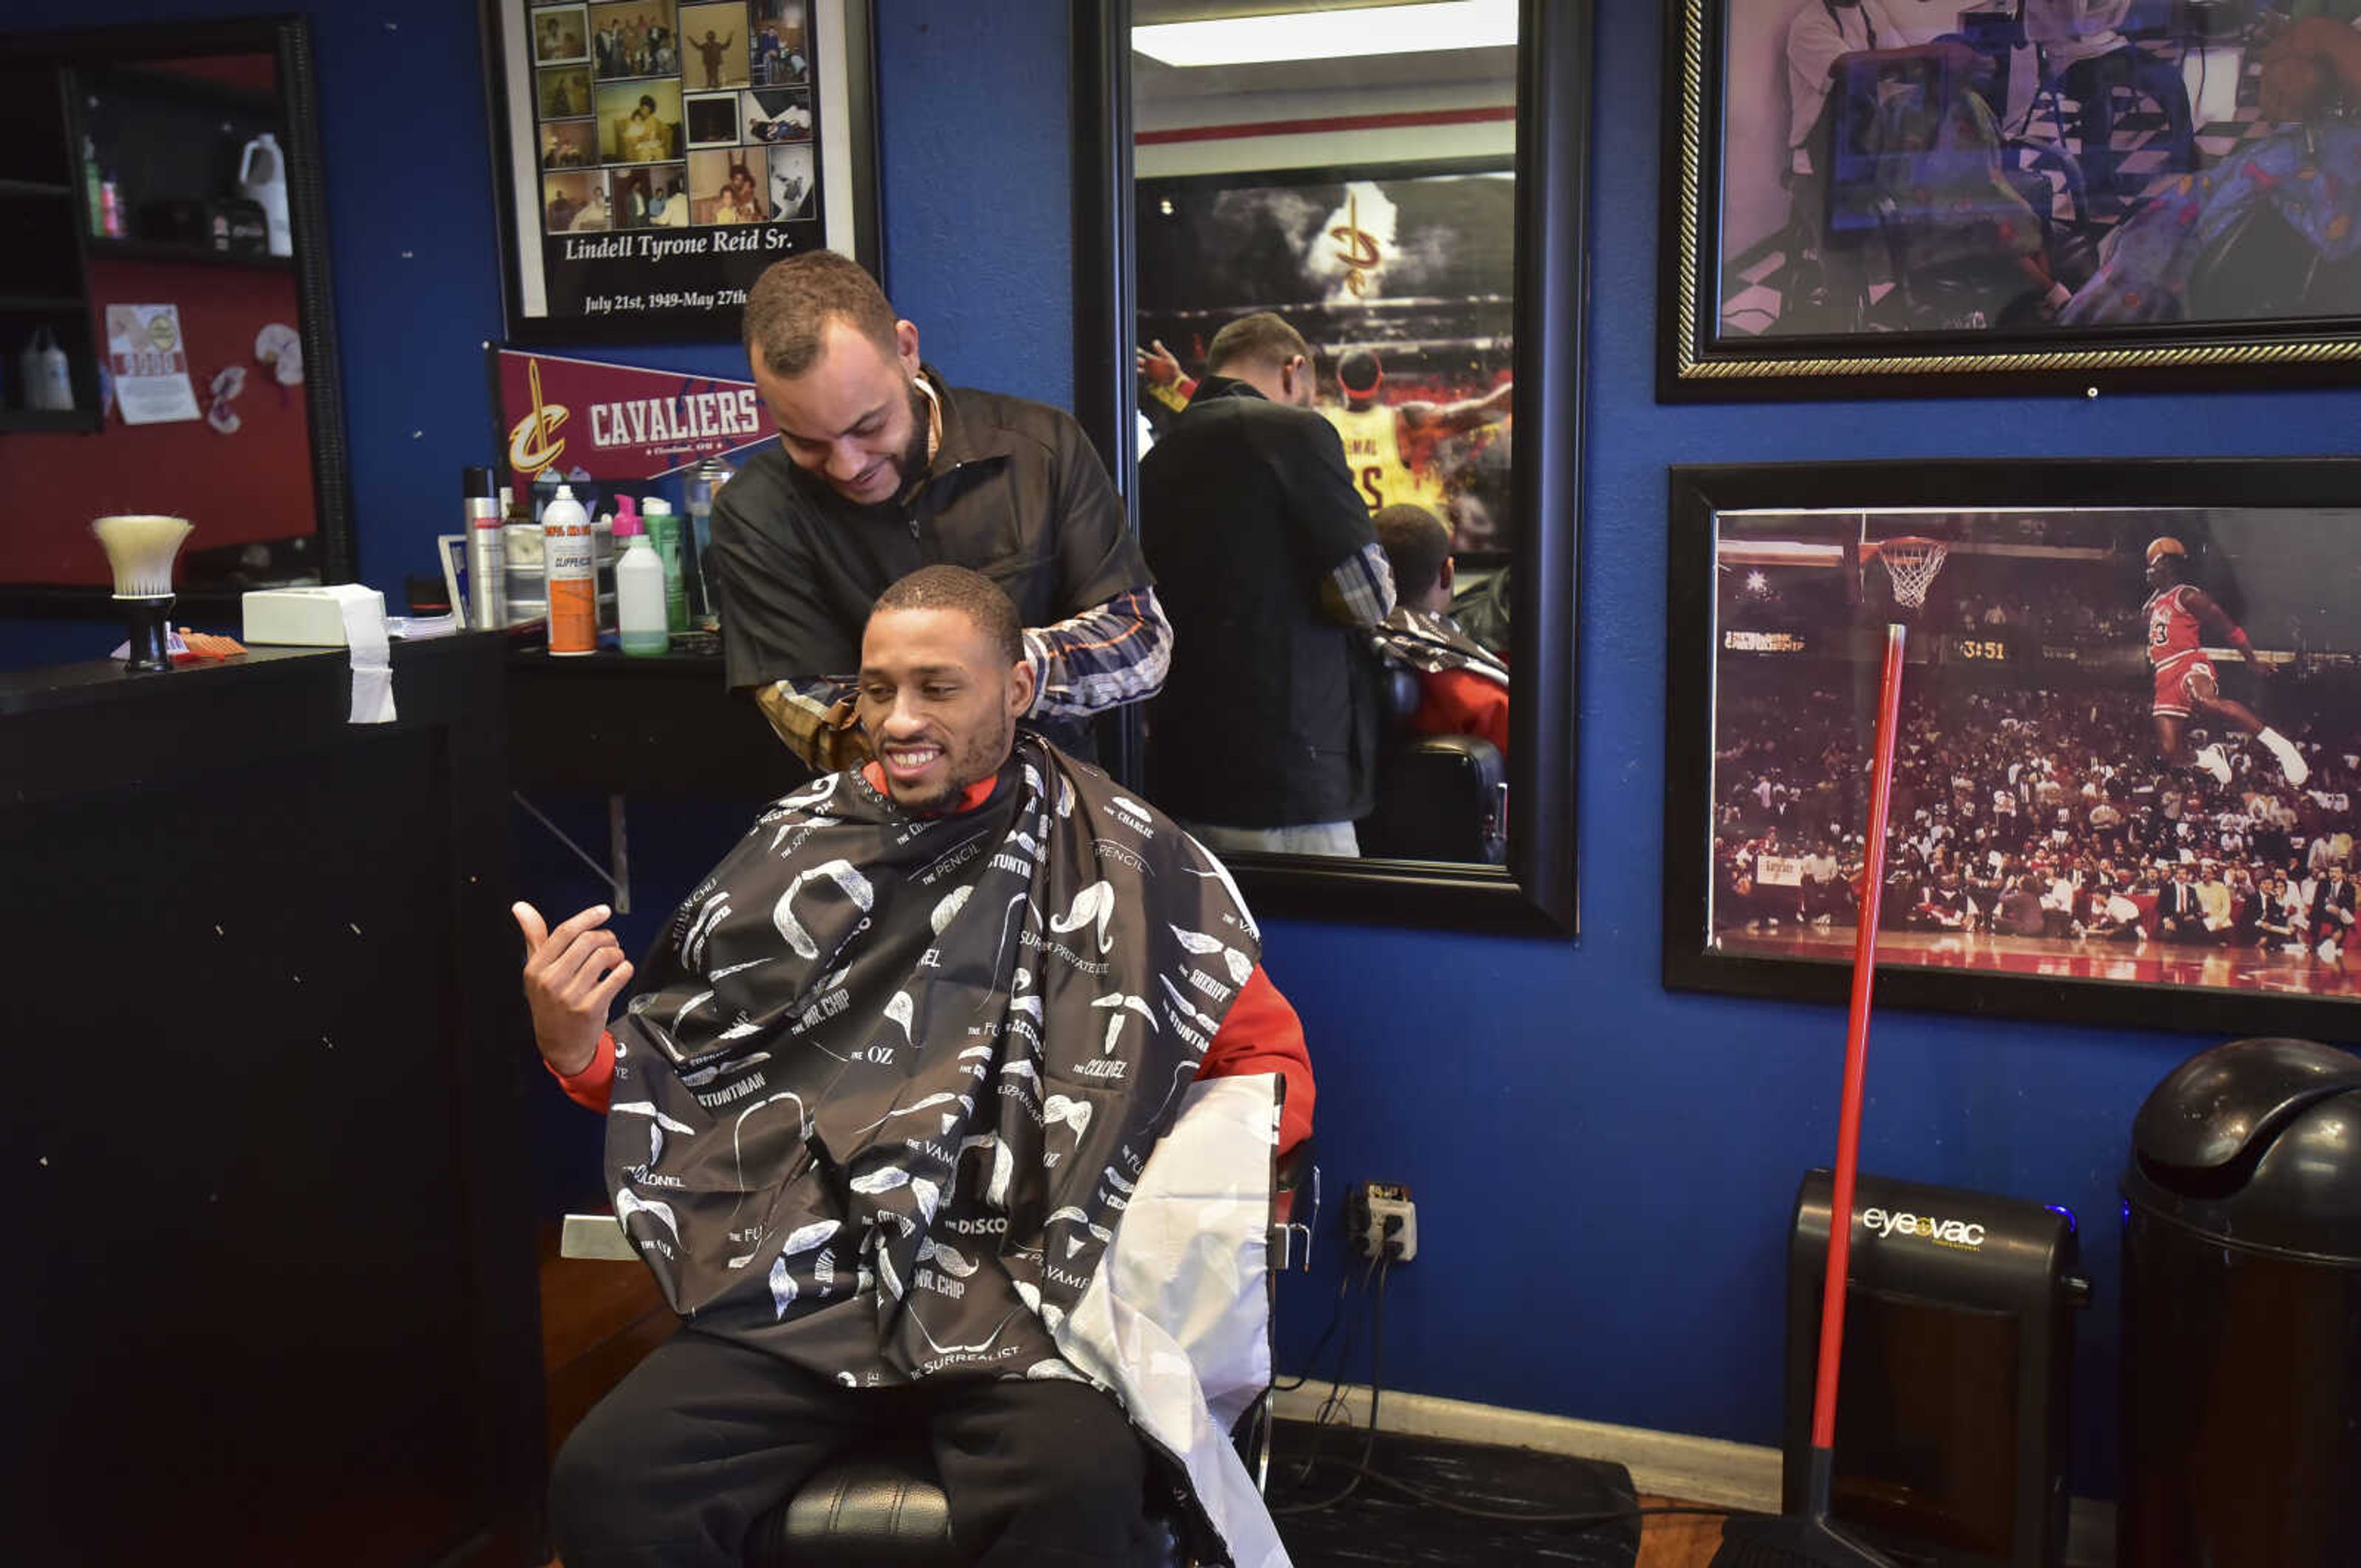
[483,0,879,344]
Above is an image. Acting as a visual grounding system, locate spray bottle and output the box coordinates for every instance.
[462,465,505,630]
[641,495,687,635]
[543,483,596,655]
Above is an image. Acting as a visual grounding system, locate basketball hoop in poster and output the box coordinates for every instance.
[492,347,775,482]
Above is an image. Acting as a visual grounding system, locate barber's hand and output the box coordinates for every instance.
[1136,338,1184,387]
[513,901,632,1077]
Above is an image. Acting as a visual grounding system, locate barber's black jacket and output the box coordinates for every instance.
[710,366,1149,693]
[1138,375,1384,828]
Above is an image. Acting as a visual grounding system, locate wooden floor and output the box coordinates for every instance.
[537,1229,1733,1566]
[1634,1497,1728,1568]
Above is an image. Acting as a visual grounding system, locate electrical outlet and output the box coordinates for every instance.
[1346,1181,1417,1263]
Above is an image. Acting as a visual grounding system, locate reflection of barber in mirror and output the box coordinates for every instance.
[1137,312,1396,860]
[1325,347,1510,514]
[1370,504,1509,758]
[711,251,1169,772]
[517,564,1314,1568]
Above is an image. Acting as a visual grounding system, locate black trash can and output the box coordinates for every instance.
[2119,1038,2361,1567]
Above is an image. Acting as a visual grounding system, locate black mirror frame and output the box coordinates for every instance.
[1069,0,1586,936]
[0,15,355,620]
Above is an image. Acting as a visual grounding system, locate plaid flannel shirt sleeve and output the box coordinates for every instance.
[1021,586,1173,722]
[1316,542,1397,628]
[753,676,871,773]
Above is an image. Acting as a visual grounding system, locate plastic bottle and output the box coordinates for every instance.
[82,136,102,238]
[238,132,292,258]
[462,465,505,631]
[615,497,668,656]
[641,496,688,634]
[20,328,73,412]
[543,484,597,656]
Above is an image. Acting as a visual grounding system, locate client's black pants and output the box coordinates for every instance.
[552,1328,1159,1567]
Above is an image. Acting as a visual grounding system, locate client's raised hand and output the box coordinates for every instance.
[513,901,633,1076]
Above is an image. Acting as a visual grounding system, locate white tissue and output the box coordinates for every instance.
[330,583,395,724]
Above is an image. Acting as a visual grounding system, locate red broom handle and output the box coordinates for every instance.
[1811,622,1908,1456]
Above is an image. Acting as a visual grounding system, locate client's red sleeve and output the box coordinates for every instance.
[547,1031,616,1114]
[1413,667,1511,757]
[1195,964,1315,1157]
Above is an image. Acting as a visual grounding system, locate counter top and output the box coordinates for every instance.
[0,632,494,718]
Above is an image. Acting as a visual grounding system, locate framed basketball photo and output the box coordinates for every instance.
[1665,459,2361,1041]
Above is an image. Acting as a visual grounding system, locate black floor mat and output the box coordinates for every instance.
[1261,1417,1642,1566]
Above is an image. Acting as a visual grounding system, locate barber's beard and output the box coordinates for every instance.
[891,381,932,501]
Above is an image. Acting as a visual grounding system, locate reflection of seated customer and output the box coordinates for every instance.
[1138,312,1396,861]
[1369,504,1510,758]
[1838,46,2073,321]
[2065,18,2361,324]
[526,566,1311,1568]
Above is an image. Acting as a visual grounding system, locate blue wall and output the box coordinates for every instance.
[27,0,2361,1500]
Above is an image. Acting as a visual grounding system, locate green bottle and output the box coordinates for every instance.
[643,495,687,634]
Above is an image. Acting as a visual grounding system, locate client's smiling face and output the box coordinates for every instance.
[856,606,1033,814]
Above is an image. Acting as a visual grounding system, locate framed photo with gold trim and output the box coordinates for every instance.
[1660,1,2361,400]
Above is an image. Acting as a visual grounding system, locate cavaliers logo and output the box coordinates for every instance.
[507,357,569,476]
[1329,190,1383,300]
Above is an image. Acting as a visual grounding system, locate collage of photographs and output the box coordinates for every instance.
[528,0,818,237]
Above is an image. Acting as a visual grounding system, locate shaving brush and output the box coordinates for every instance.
[92,514,194,672]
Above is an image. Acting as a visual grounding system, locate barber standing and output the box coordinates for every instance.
[1137,312,1394,859]
[710,251,1170,770]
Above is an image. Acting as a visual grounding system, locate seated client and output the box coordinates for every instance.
[517,565,1314,1567]
[1369,503,1510,757]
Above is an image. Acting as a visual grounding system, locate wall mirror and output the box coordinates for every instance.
[0,16,353,624]
[1073,0,1586,933]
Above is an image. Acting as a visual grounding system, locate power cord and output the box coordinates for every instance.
[1266,1248,1752,1534]
[1271,1255,1388,1515]
[1281,1255,1378,1489]
[1270,1258,1358,1392]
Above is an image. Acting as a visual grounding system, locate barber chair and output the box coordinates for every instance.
[560,1117,1318,1567]
[2186,201,2361,319]
[1359,668,1507,864]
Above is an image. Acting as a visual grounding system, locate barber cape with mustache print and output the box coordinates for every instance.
[605,731,1262,1393]
[1369,604,1509,689]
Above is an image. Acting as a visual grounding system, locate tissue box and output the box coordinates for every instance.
[243,585,386,646]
